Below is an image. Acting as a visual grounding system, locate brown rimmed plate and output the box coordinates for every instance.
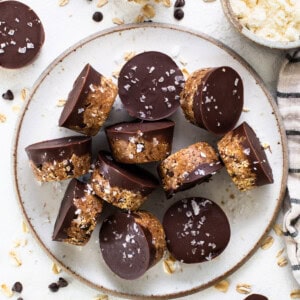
[13,23,288,299]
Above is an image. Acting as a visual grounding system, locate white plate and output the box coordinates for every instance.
[13,23,287,299]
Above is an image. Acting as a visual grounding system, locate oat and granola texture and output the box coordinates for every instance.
[158,141,223,197]
[59,64,118,136]
[52,179,103,246]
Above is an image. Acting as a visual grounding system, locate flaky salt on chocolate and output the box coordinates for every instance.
[52,179,103,246]
[100,210,166,279]
[118,51,185,121]
[0,1,45,69]
[158,142,223,198]
[163,197,230,263]
[91,151,159,210]
[59,64,118,136]
[25,136,92,182]
[105,120,175,163]
[180,66,243,135]
[217,121,273,191]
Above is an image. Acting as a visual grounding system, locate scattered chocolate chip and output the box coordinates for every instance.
[174,0,185,7]
[58,277,68,288]
[12,281,23,293]
[48,282,59,292]
[174,8,184,20]
[92,11,103,22]
[2,90,14,100]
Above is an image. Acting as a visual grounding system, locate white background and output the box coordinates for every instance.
[0,0,298,299]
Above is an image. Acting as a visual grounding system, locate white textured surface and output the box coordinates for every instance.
[0,1,297,299]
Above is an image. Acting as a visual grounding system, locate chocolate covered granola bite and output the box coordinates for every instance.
[118,51,185,121]
[25,136,92,182]
[163,197,230,263]
[158,142,223,198]
[100,211,166,279]
[180,66,243,135]
[91,151,159,210]
[217,122,273,191]
[105,120,175,163]
[52,178,103,246]
[59,64,117,136]
[0,1,45,69]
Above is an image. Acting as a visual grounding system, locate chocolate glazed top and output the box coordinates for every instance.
[118,51,185,121]
[0,1,45,69]
[99,212,154,279]
[243,294,268,300]
[193,66,243,135]
[52,179,86,241]
[233,122,274,186]
[105,119,175,142]
[59,64,102,130]
[163,197,230,263]
[95,151,159,195]
[25,136,92,165]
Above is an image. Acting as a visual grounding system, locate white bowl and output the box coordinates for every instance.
[221,0,300,50]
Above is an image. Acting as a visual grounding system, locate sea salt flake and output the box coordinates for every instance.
[234,78,239,86]
[78,108,84,114]
[8,29,15,35]
[200,152,207,158]
[167,85,175,92]
[124,84,131,91]
[27,22,33,27]
[148,66,155,73]
[191,199,200,216]
[27,42,34,49]
[136,143,144,153]
[18,47,26,54]
[243,148,251,155]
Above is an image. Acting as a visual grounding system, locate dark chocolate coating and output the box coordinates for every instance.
[244,294,268,300]
[25,136,92,166]
[95,151,159,195]
[59,64,102,130]
[0,1,45,69]
[100,212,154,279]
[233,122,273,186]
[105,119,175,142]
[52,179,86,241]
[163,197,230,263]
[193,66,243,135]
[118,51,185,121]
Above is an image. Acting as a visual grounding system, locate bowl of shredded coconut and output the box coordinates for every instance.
[221,0,300,49]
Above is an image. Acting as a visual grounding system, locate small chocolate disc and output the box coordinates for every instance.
[100,212,153,279]
[0,1,45,69]
[25,136,92,166]
[194,66,243,134]
[163,197,230,263]
[118,51,185,121]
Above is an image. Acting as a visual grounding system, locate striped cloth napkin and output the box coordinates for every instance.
[277,50,300,282]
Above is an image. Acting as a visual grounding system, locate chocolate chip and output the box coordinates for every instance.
[48,282,59,292]
[12,281,23,293]
[174,0,185,7]
[2,89,14,100]
[174,8,184,20]
[17,298,24,300]
[92,11,103,22]
[58,277,68,288]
